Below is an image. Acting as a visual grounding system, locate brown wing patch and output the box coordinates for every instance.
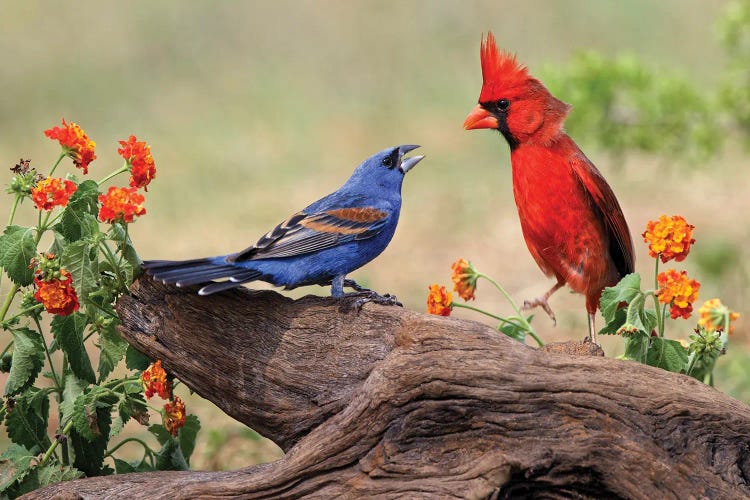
[300,218,369,235]
[325,207,387,223]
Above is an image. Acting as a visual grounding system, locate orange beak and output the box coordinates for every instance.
[463,104,499,130]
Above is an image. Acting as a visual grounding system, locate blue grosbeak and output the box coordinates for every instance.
[142,145,424,304]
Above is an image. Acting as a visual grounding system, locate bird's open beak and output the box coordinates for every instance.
[463,104,499,130]
[398,145,425,174]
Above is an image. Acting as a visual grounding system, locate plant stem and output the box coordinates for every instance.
[650,258,665,337]
[33,316,62,393]
[100,240,127,291]
[7,194,22,227]
[477,272,541,342]
[104,437,154,460]
[48,152,66,177]
[39,420,73,466]
[97,163,129,186]
[0,285,19,326]
[452,303,544,347]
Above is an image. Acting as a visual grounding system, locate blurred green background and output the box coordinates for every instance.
[2,0,748,470]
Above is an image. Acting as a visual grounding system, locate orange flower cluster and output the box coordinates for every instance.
[427,284,453,316]
[657,269,700,320]
[98,186,146,223]
[698,298,740,334]
[141,360,173,399]
[163,396,187,436]
[118,135,156,191]
[642,215,695,263]
[44,119,97,174]
[451,258,478,301]
[34,269,80,316]
[30,177,77,211]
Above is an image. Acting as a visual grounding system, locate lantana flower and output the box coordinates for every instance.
[44,119,97,174]
[141,360,172,399]
[98,186,146,223]
[34,269,80,316]
[698,298,740,334]
[427,284,453,316]
[642,215,695,263]
[118,135,156,191]
[163,396,187,437]
[657,269,700,320]
[451,258,479,301]
[30,177,77,211]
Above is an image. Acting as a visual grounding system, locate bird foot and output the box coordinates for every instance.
[338,290,402,312]
[522,296,557,326]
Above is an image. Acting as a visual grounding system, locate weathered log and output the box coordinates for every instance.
[27,277,750,499]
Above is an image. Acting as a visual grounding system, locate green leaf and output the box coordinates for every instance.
[52,313,96,384]
[154,438,189,471]
[71,386,118,441]
[70,386,117,477]
[61,240,98,301]
[149,424,173,446]
[622,330,650,364]
[0,225,37,286]
[5,328,45,396]
[55,180,100,243]
[114,458,153,474]
[178,414,201,465]
[36,464,83,487]
[126,345,151,371]
[0,444,35,492]
[110,392,148,439]
[59,373,87,428]
[600,273,642,323]
[498,319,527,343]
[647,338,689,373]
[5,388,50,450]
[97,322,128,382]
[616,292,656,335]
[598,308,627,335]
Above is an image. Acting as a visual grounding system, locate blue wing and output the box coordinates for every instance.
[229,203,390,262]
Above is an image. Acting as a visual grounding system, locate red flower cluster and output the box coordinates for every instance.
[34,269,80,316]
[657,269,700,320]
[30,177,77,211]
[44,119,97,174]
[451,258,478,301]
[427,284,453,316]
[141,360,172,399]
[98,186,146,223]
[118,135,156,191]
[642,215,695,263]
[163,396,187,436]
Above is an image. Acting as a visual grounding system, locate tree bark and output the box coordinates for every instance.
[27,277,750,499]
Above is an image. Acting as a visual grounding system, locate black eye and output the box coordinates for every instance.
[496,99,510,111]
[382,157,393,168]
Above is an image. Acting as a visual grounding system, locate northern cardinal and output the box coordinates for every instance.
[463,33,634,342]
[143,145,424,305]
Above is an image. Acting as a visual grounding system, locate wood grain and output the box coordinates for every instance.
[26,277,750,499]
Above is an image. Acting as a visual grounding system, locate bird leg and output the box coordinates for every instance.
[342,278,371,293]
[522,280,565,325]
[586,312,598,344]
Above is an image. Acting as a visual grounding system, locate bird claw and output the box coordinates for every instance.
[522,297,557,326]
[338,290,402,312]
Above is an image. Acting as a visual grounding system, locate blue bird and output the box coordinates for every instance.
[142,145,424,304]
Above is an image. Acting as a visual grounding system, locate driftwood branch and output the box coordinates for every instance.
[28,277,750,499]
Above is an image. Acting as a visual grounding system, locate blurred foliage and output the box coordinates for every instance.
[542,0,750,162]
[718,0,750,138]
[543,53,723,163]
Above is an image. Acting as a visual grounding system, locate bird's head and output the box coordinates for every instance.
[344,145,424,194]
[463,32,571,148]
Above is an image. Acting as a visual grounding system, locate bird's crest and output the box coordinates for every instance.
[479,32,530,102]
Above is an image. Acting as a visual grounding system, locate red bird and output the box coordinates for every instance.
[463,33,634,342]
